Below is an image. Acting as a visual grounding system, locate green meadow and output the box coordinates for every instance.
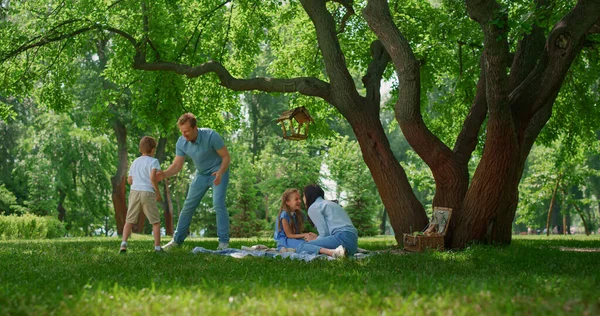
[1,235,599,315]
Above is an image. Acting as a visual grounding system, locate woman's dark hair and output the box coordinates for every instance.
[303,184,324,210]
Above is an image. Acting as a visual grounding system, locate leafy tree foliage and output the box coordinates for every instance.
[517,140,600,235]
[12,112,115,234]
[327,135,380,236]
[0,184,20,215]
[227,144,264,237]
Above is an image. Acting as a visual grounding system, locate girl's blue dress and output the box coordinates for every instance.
[273,211,305,249]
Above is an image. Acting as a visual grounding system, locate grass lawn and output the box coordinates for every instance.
[0,235,599,315]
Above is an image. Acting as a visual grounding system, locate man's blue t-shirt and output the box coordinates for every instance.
[175,128,225,175]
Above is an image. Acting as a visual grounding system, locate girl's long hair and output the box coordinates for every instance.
[276,188,304,234]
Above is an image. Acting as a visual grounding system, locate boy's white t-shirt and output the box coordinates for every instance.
[128,156,161,193]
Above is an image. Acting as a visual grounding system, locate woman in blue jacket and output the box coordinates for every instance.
[296,184,358,258]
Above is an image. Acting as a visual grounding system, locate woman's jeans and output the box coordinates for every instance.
[296,230,358,255]
[173,171,230,244]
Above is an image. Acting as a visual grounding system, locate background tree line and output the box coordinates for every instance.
[0,83,406,237]
[1,0,599,243]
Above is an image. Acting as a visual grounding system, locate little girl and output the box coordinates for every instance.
[274,188,314,250]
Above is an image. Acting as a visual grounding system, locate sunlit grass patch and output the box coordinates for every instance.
[1,235,599,315]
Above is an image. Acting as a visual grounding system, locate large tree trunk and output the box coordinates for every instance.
[111,119,128,236]
[454,117,520,247]
[450,0,599,248]
[133,211,146,233]
[348,111,428,240]
[363,0,472,245]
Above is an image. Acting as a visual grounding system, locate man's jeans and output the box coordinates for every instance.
[173,171,230,244]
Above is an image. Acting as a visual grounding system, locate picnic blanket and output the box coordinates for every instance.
[191,245,372,262]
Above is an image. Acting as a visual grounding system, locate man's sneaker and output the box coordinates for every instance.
[162,240,180,251]
[119,246,127,254]
[332,245,346,259]
[155,247,165,253]
[217,242,229,250]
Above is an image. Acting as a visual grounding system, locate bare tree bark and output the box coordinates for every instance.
[111,119,128,235]
[133,210,146,234]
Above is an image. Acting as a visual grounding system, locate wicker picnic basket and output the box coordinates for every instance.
[403,207,452,252]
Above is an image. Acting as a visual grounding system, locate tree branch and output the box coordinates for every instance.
[219,1,234,61]
[300,0,359,104]
[107,0,128,10]
[139,2,160,60]
[330,0,355,34]
[364,0,453,168]
[361,40,390,106]
[176,0,231,61]
[519,99,551,163]
[44,37,70,73]
[2,17,331,103]
[508,0,548,91]
[47,1,67,18]
[465,0,510,115]
[510,0,600,131]
[454,57,488,164]
[1,23,140,65]
[104,27,138,47]
[1,23,92,63]
[132,59,332,101]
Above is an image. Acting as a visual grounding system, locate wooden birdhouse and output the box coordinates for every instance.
[276,106,314,140]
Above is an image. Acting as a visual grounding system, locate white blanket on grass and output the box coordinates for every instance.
[191,245,371,262]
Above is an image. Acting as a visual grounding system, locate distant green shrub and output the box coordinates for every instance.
[0,214,66,240]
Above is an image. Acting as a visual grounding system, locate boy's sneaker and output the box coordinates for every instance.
[332,245,346,259]
[155,247,165,253]
[162,240,180,251]
[217,242,229,250]
[119,246,127,254]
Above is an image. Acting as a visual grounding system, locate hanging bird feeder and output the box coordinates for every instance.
[276,106,314,140]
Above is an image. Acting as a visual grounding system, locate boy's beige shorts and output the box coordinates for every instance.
[126,190,160,224]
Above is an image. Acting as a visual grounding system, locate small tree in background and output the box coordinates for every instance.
[228,145,264,237]
[257,138,323,221]
[517,139,600,235]
[327,135,380,236]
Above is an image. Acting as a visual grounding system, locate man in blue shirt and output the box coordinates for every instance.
[160,113,231,250]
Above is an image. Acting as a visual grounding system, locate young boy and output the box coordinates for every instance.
[120,136,164,253]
